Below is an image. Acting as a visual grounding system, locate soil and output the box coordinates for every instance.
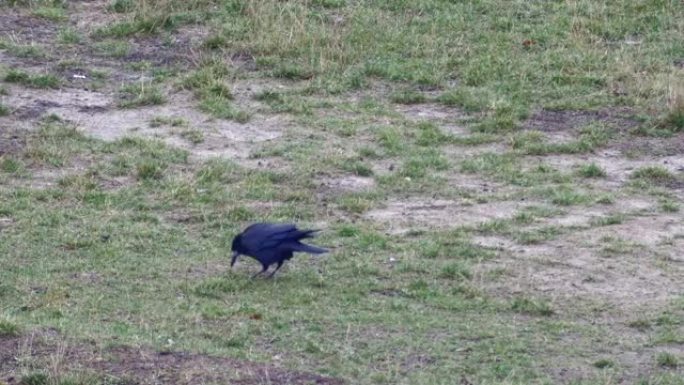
[2,3,684,383]
[0,331,343,385]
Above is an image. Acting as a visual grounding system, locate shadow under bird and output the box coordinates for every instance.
[231,223,328,277]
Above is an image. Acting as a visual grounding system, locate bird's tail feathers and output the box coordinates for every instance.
[287,242,328,254]
[299,229,321,239]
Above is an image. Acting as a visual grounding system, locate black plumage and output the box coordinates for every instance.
[230,223,328,277]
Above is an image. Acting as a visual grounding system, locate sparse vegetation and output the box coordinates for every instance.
[630,166,678,187]
[656,352,679,368]
[1,0,683,384]
[511,297,554,316]
[577,163,607,178]
[4,69,60,89]
[118,82,165,108]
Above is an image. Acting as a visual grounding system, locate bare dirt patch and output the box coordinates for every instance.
[523,108,639,132]
[2,86,285,160]
[618,133,684,157]
[364,198,526,234]
[480,213,684,310]
[0,331,343,385]
[318,174,375,194]
[534,151,684,191]
[0,129,25,155]
[1,4,288,164]
[395,103,465,123]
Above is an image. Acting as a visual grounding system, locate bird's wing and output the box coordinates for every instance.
[240,223,301,253]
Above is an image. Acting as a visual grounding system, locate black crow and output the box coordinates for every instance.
[230,223,328,277]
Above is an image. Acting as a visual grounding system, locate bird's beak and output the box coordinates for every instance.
[230,251,240,267]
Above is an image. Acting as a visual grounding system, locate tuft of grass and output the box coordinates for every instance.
[339,158,373,177]
[439,262,472,280]
[656,352,679,368]
[58,27,81,44]
[376,126,405,155]
[109,0,134,13]
[202,34,228,50]
[179,128,204,144]
[118,82,165,108]
[400,149,449,179]
[20,372,48,385]
[511,297,554,316]
[628,318,651,331]
[548,186,590,206]
[591,214,624,227]
[93,40,131,57]
[33,5,66,21]
[199,96,250,122]
[135,160,165,181]
[390,89,426,104]
[577,163,607,178]
[1,157,24,174]
[630,166,677,186]
[659,199,680,213]
[0,317,20,336]
[182,62,249,122]
[415,122,449,147]
[336,192,378,214]
[658,86,684,133]
[4,69,60,89]
[150,116,187,128]
[0,103,10,116]
[437,88,489,112]
[254,90,311,115]
[593,359,615,369]
[272,62,314,80]
[3,42,47,59]
[511,123,612,155]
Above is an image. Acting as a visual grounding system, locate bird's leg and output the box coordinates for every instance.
[252,264,269,279]
[267,261,284,278]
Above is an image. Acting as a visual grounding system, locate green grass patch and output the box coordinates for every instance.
[577,163,607,178]
[511,123,612,155]
[390,89,426,105]
[182,61,249,122]
[511,297,554,317]
[32,5,66,21]
[58,27,81,44]
[656,352,679,368]
[0,317,20,336]
[630,166,675,181]
[4,69,60,89]
[93,40,131,57]
[118,82,166,108]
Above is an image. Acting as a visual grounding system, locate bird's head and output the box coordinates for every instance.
[230,234,243,267]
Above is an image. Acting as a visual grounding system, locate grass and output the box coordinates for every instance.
[0,318,20,336]
[510,123,613,155]
[577,163,607,178]
[630,166,678,185]
[93,40,131,57]
[4,69,60,89]
[118,82,166,108]
[181,61,250,122]
[32,4,66,21]
[510,297,554,317]
[58,27,81,44]
[656,352,679,368]
[1,0,684,384]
